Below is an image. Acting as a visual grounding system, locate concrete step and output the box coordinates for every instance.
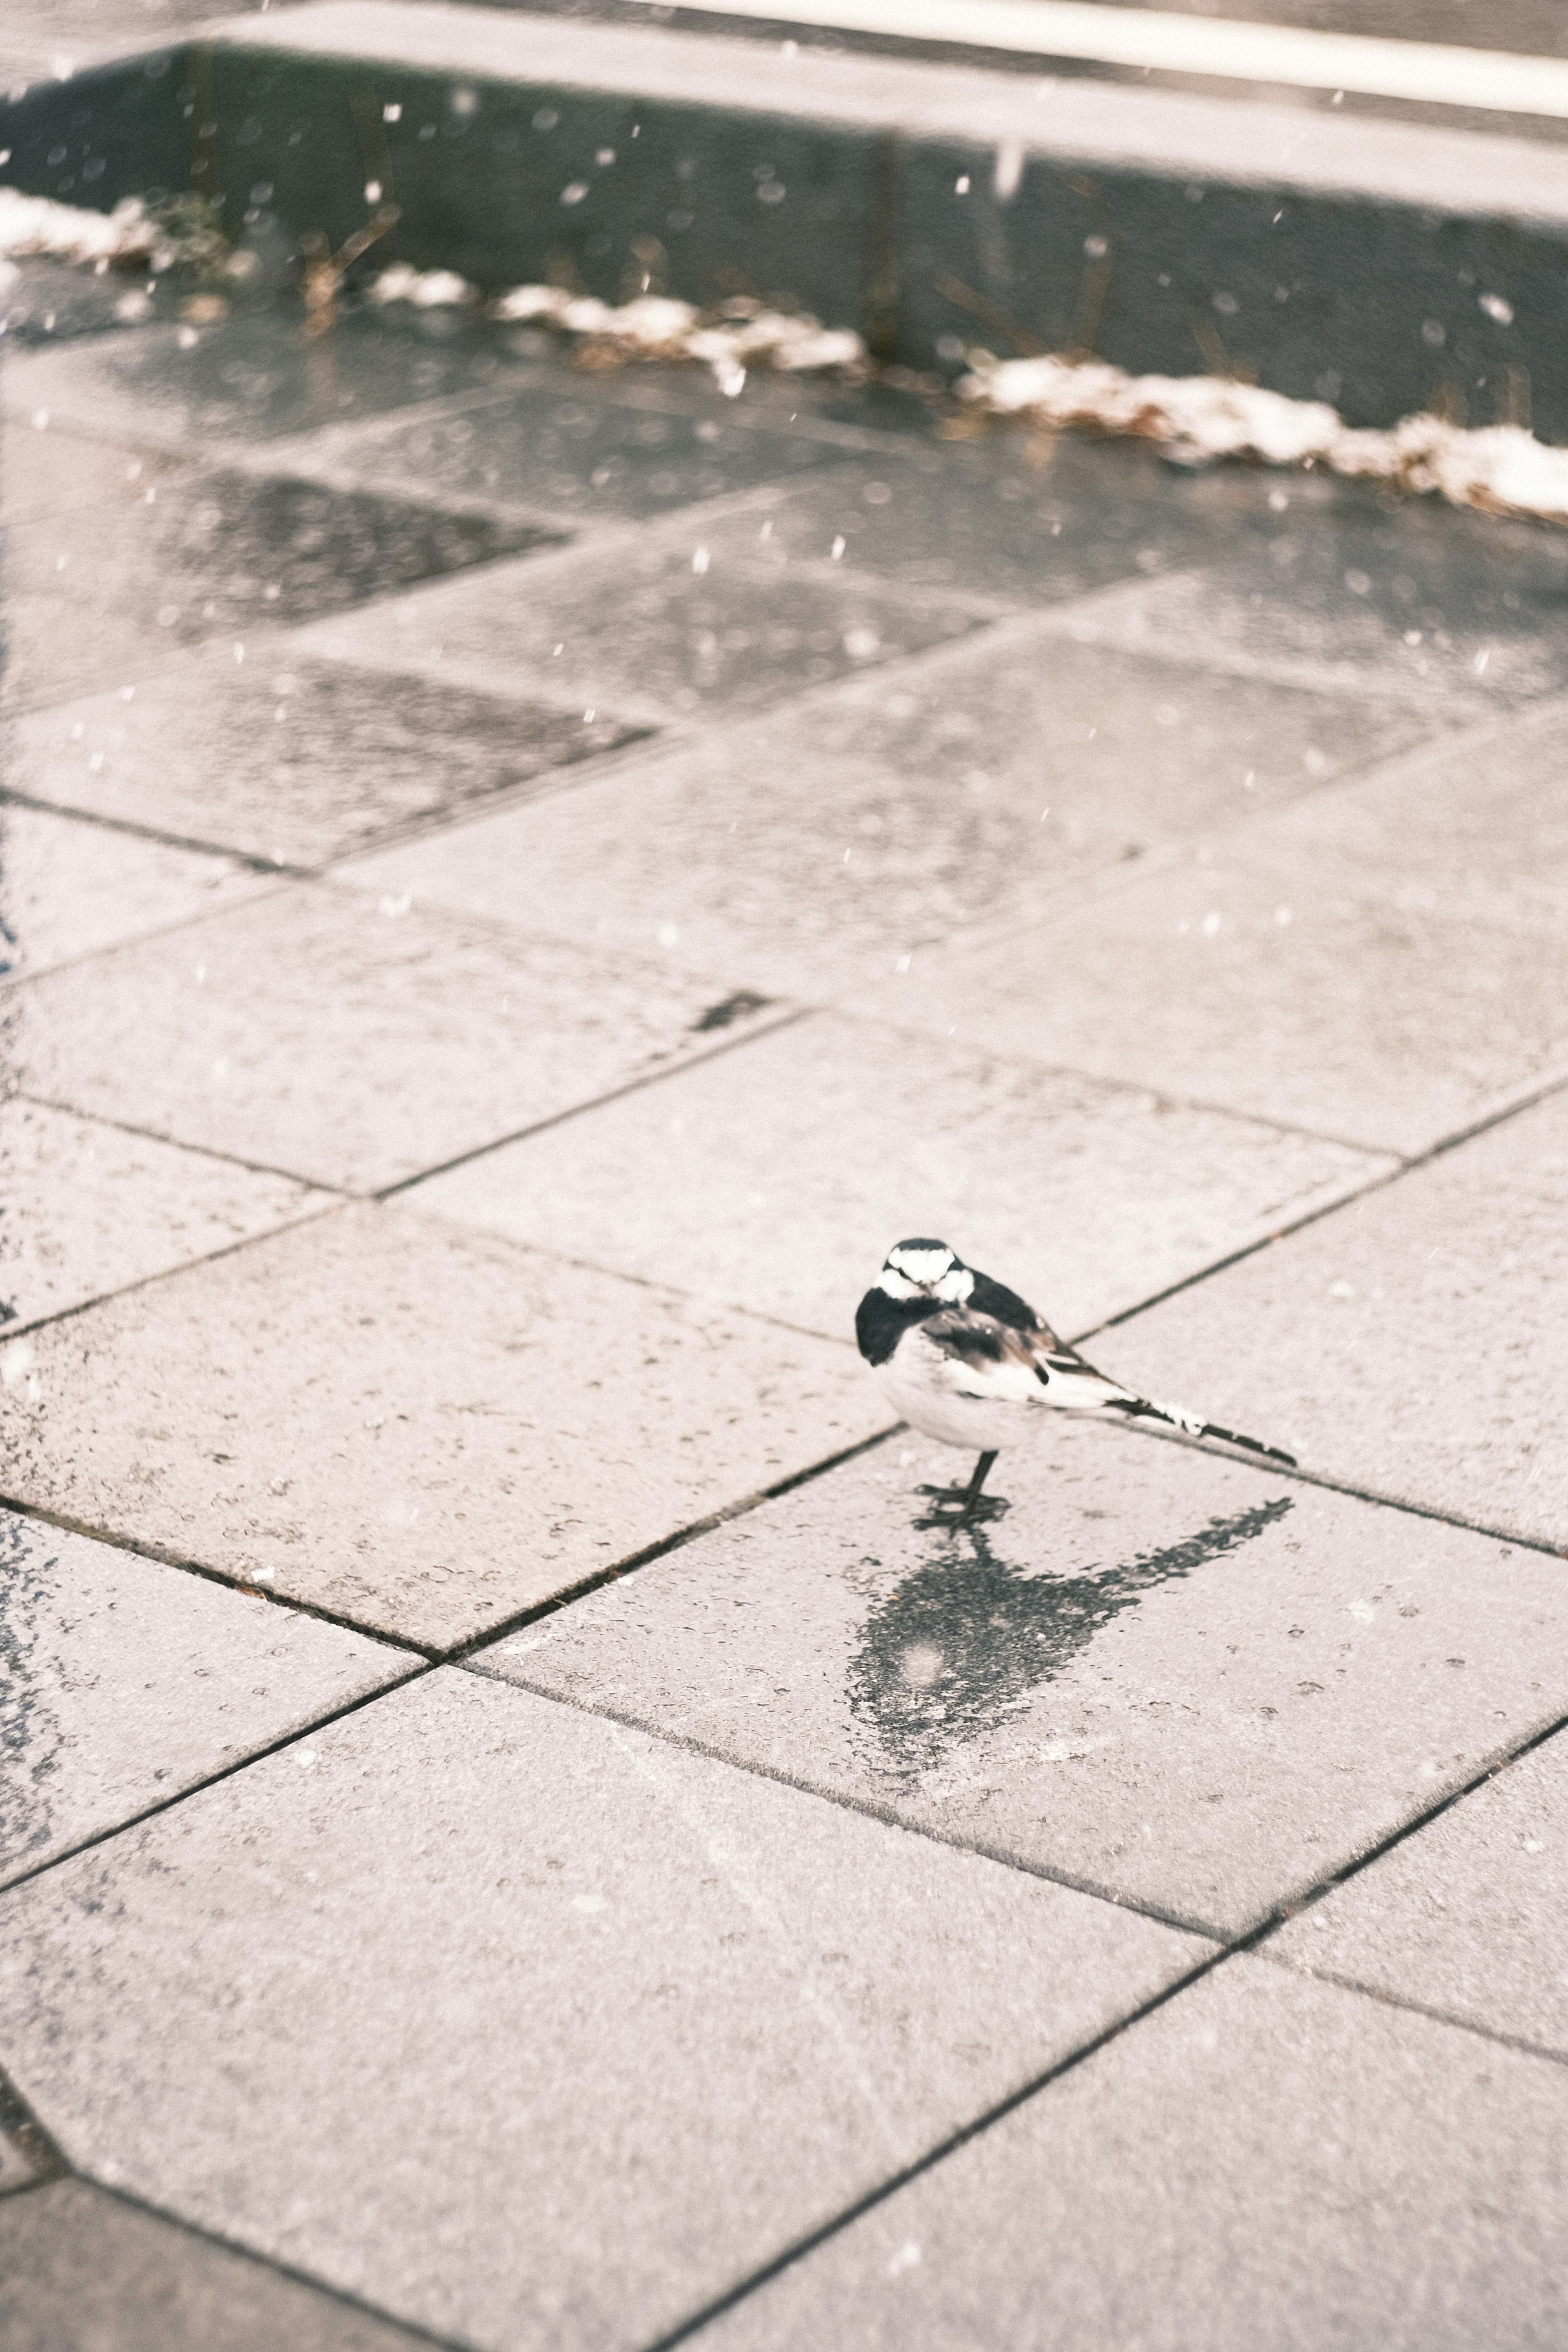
[4,0,1567,432]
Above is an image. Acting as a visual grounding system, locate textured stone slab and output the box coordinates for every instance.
[2,308,528,451]
[411,1009,1388,1341]
[336,378,856,524]
[1122,1088,1568,1546]
[0,1203,880,1648]
[0,1669,1207,2351]
[0,802,258,981]
[697,1960,1568,2352]
[297,508,985,725]
[858,812,1568,1154]
[1273,1730,1568,2056]
[5,461,553,711]
[1257,694,1568,943]
[0,1098,324,1336]
[0,417,185,528]
[11,655,648,869]
[1045,498,1568,710]
[0,1506,408,1882]
[18,882,770,1192]
[480,1421,1568,1935]
[340,620,1430,997]
[0,2179,430,2352]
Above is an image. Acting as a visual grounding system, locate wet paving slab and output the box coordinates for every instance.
[0,1097,324,1336]
[2,305,535,450]
[0,1507,407,1885]
[473,1415,1568,1939]
[853,779,1568,1156]
[1272,1724,1568,2057]
[4,461,557,711]
[0,1668,1207,2352]
[10,653,649,868]
[0,801,262,977]
[1120,1084,1568,1548]
[338,619,1439,998]
[325,373,863,523]
[0,1203,882,1649]
[13,882,779,1192]
[296,503,989,726]
[694,1958,1568,2352]
[1046,497,1568,711]
[408,1007,1388,1342]
[0,2178,434,2352]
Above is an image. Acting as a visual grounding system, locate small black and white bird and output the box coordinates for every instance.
[856,1236,1295,1520]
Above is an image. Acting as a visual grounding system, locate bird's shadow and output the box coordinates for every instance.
[847,1495,1293,1777]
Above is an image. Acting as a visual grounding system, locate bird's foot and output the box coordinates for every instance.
[915,1483,1009,1529]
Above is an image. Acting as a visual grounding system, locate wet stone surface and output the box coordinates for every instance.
[4,261,1568,2344]
[15,882,771,1192]
[0,1508,405,1883]
[0,1203,881,1649]
[12,655,650,868]
[4,465,557,709]
[477,1417,1568,1937]
[408,1007,1387,1341]
[695,1960,1568,2352]
[0,1669,1207,2352]
[0,2178,435,2352]
[341,620,1440,996]
[1123,1085,1568,1552]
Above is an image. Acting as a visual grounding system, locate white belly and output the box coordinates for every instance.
[872,1330,1037,1453]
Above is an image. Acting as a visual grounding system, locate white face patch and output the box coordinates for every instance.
[881,1248,974,1304]
[888,1247,956,1286]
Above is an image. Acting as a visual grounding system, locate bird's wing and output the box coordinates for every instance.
[918,1307,1055,1405]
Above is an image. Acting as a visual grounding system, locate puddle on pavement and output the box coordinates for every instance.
[848,1493,1292,1777]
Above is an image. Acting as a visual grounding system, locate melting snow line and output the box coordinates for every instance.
[6,185,1567,527]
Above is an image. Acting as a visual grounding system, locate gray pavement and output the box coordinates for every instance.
[2,220,1568,2351]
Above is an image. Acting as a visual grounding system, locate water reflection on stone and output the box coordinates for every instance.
[0,1515,63,1875]
[848,1494,1294,1777]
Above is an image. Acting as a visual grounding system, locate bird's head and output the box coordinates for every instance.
[876,1238,974,1305]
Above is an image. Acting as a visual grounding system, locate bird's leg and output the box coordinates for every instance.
[962,1450,999,1516]
[916,1449,1006,1526]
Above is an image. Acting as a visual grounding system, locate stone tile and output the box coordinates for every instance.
[1046,498,1568,710]
[0,418,184,528]
[2,307,528,451]
[0,2178,430,2352]
[0,802,259,980]
[411,1010,1389,1341]
[338,378,856,523]
[296,508,986,726]
[5,463,555,711]
[1122,1088,1568,1552]
[11,655,650,869]
[739,428,1321,606]
[856,813,1568,1154]
[339,621,1433,997]
[0,1098,325,1336]
[480,1421,1568,1936]
[0,1506,408,1882]
[0,1670,1207,2349]
[17,882,772,1192]
[696,1961,1568,2352]
[1273,1731,1568,2057]
[1263,694,1568,943]
[0,1203,880,1648]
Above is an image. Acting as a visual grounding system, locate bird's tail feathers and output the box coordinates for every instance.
[1107,1391,1297,1469]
